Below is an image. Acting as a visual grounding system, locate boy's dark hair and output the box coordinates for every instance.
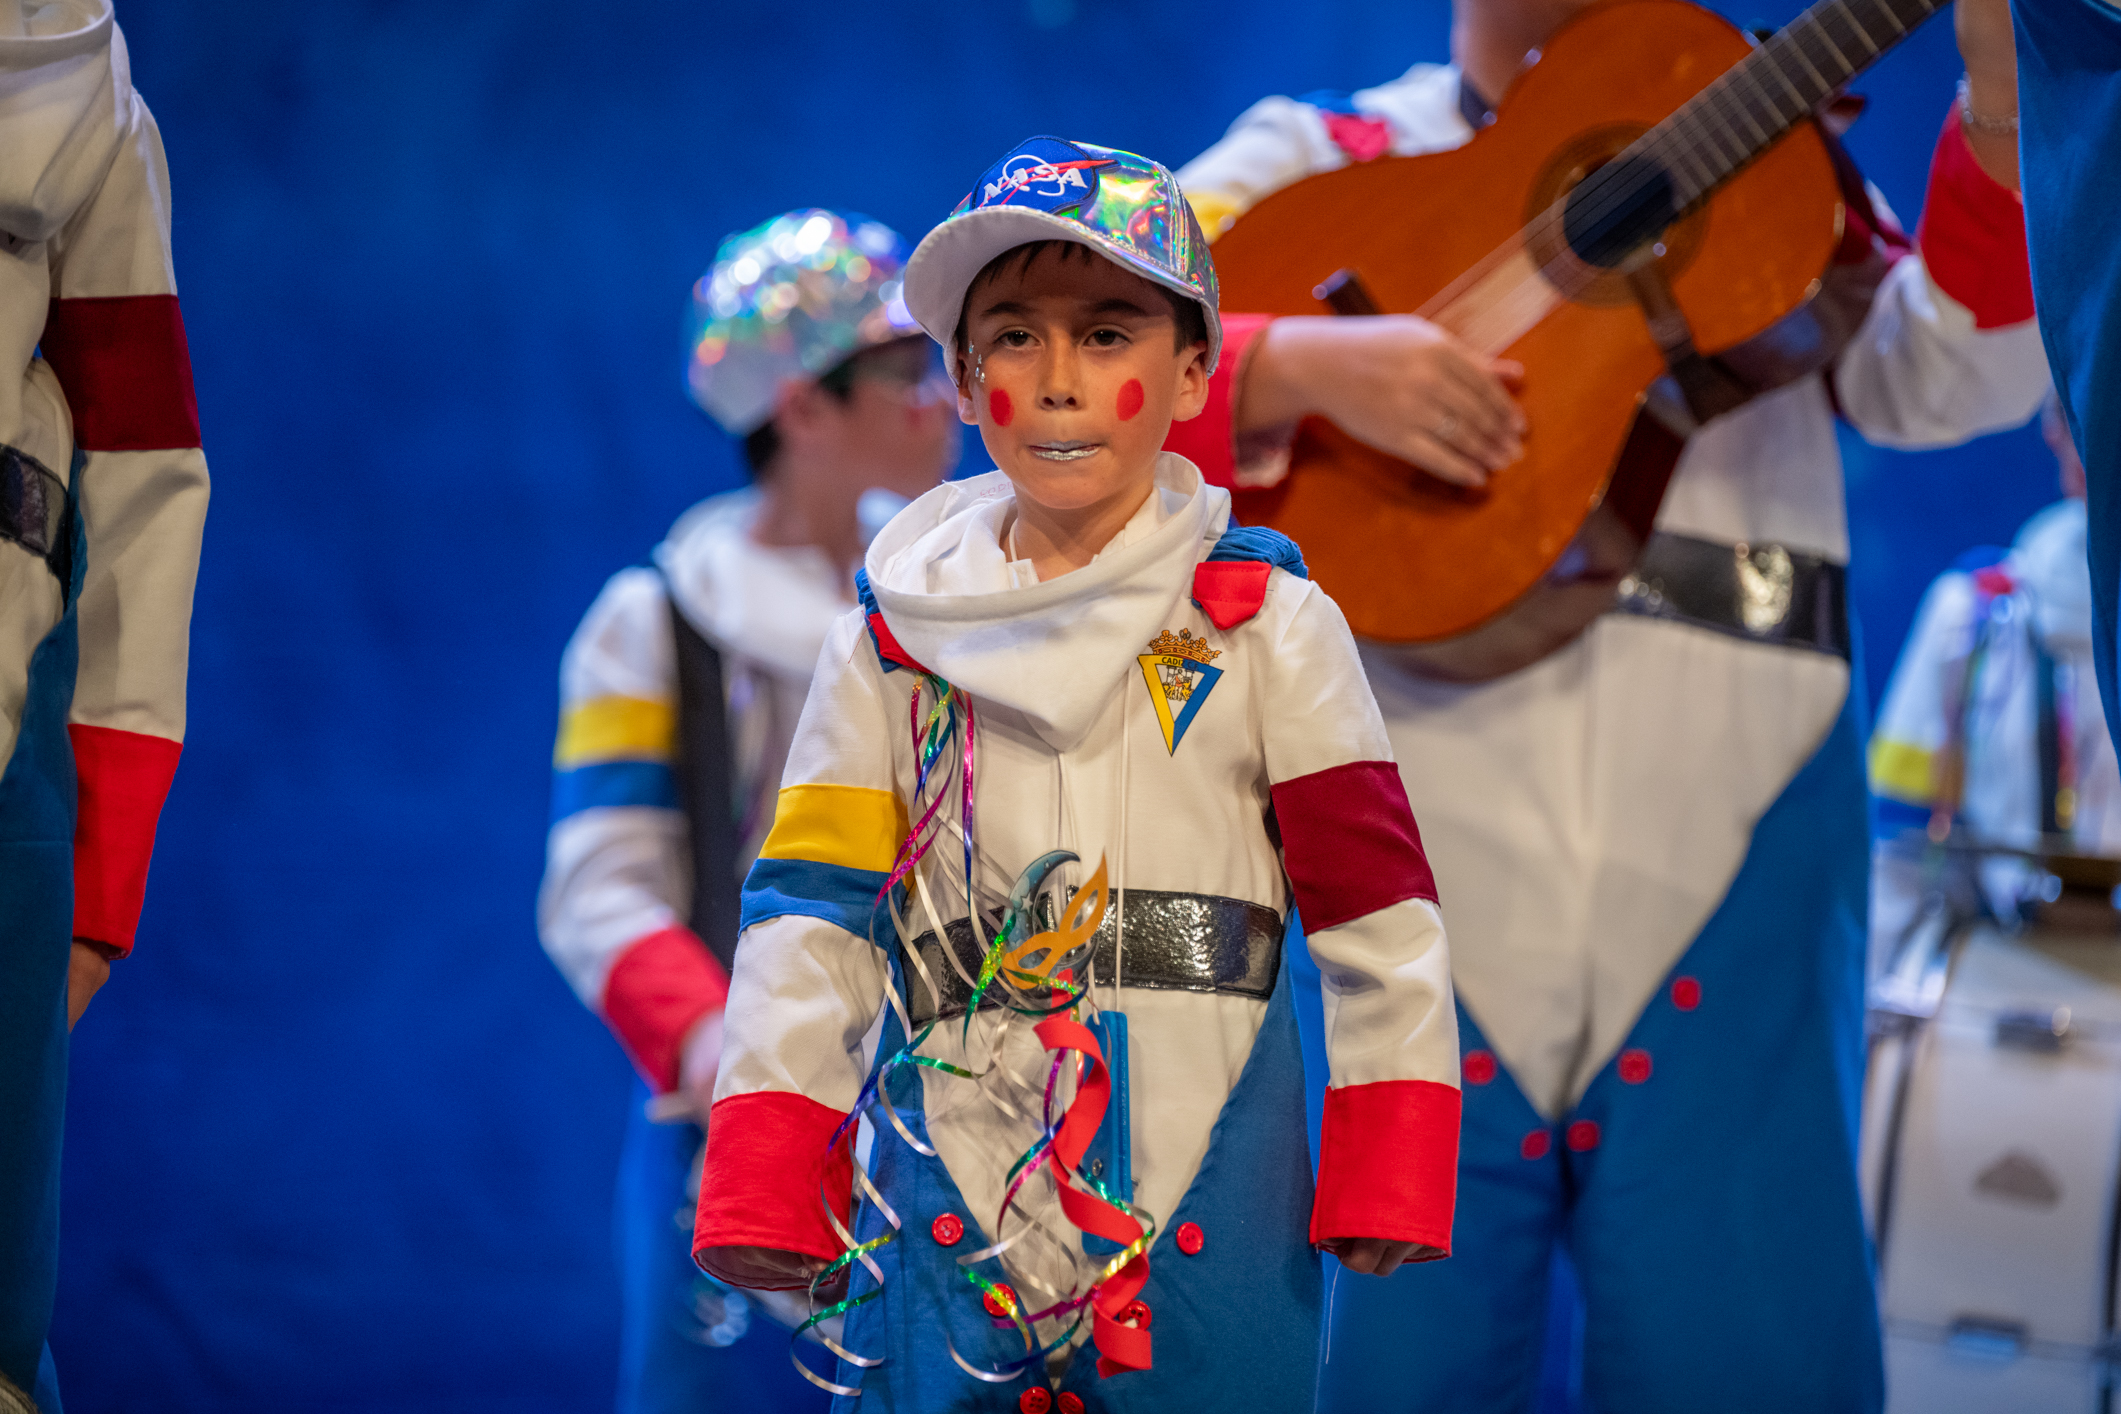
[739,348,867,478]
[950,240,1208,365]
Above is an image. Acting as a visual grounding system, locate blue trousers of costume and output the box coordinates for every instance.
[830,951,1321,1412]
[614,1089,834,1413]
[0,476,85,1414]
[1315,693,1883,1414]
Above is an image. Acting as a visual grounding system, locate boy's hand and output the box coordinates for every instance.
[698,1243,844,1297]
[678,1008,725,1131]
[67,940,111,1029]
[1236,315,1527,488]
[1325,1236,1426,1277]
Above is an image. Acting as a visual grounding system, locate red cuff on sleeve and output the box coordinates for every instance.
[69,723,182,957]
[602,925,730,1093]
[41,295,204,451]
[694,1090,855,1280]
[1915,110,2034,329]
[1163,313,1275,489]
[1271,759,1438,932]
[1311,1079,1461,1252]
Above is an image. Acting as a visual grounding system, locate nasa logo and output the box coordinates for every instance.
[973,137,1115,215]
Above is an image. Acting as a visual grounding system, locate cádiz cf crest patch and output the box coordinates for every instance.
[1137,629,1223,755]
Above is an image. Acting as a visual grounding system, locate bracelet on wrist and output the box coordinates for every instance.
[1958,75,2019,137]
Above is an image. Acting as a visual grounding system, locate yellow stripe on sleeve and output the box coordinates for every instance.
[758,783,909,873]
[1868,738,1938,806]
[555,695,676,768]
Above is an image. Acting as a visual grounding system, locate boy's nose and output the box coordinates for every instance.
[1038,346,1083,409]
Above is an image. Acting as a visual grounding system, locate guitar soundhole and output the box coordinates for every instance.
[1563,155,1676,267]
[1526,125,1709,308]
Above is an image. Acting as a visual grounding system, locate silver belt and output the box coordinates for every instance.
[900,889,1283,1028]
[1614,531,1850,659]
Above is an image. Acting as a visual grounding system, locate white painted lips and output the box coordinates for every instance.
[1029,440,1100,461]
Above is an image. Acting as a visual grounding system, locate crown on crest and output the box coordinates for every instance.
[1147,629,1220,664]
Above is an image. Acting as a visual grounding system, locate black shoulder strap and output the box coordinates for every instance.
[666,589,741,973]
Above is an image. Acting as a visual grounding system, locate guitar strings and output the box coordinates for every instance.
[1416,0,1937,358]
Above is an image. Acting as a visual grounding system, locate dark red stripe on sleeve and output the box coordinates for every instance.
[603,925,731,1093]
[1271,758,1437,932]
[1915,111,2035,330]
[41,295,203,451]
[69,723,183,957]
[1162,312,1273,490]
[1311,1079,1460,1252]
[695,1091,855,1279]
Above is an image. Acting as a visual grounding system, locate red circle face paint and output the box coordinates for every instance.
[1115,378,1144,421]
[988,388,1014,427]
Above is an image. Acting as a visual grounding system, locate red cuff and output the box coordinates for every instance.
[1311,1079,1461,1252]
[602,925,730,1092]
[1271,759,1438,932]
[41,295,204,451]
[694,1090,855,1278]
[1915,109,2034,329]
[1164,313,1275,489]
[69,724,182,957]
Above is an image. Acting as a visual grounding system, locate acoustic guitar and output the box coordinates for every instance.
[1209,0,1947,673]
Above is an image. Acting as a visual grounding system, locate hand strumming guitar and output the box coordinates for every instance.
[1234,314,1527,489]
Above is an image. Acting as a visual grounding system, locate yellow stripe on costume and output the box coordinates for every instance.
[759,784,909,873]
[1868,738,1938,806]
[554,695,676,767]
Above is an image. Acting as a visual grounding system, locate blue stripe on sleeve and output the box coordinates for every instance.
[549,760,680,824]
[1870,794,1930,841]
[741,855,895,942]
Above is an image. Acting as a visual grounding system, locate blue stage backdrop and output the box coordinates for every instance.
[51,3,2055,1409]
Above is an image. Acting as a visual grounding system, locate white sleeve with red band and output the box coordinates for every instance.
[40,85,210,959]
[1833,110,2049,449]
[695,612,895,1277]
[1261,581,1461,1255]
[538,569,729,1093]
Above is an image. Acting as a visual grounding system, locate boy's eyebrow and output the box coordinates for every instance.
[971,296,1166,320]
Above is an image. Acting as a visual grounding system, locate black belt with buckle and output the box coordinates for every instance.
[1613,531,1850,659]
[900,889,1284,1028]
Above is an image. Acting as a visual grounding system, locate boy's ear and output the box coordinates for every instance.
[1168,341,1212,424]
[953,350,980,427]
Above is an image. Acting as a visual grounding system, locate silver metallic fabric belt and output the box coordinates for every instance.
[1613,531,1850,660]
[900,889,1284,1028]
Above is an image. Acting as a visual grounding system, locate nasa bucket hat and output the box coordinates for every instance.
[903,137,1222,373]
[685,209,923,435]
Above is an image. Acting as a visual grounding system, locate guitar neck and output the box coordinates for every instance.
[1651,0,1946,207]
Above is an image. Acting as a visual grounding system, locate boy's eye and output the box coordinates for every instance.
[994,329,1033,349]
[1086,328,1129,348]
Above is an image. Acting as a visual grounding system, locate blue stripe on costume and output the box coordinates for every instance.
[2014,0,2121,749]
[550,760,680,823]
[852,568,902,674]
[1206,524,1308,579]
[741,856,893,940]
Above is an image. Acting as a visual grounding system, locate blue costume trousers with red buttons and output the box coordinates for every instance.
[829,950,1322,1413]
[1316,691,1883,1414]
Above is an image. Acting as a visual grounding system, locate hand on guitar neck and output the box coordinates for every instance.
[1235,314,1527,488]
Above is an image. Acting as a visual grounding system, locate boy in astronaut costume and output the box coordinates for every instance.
[1165,0,2050,1407]
[539,210,955,1412]
[1,5,209,1408]
[693,140,1459,1412]
[1870,396,2121,957]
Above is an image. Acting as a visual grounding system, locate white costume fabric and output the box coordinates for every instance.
[1178,63,2052,1117]
[539,490,849,1088]
[1,1,208,956]
[699,455,1459,1332]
